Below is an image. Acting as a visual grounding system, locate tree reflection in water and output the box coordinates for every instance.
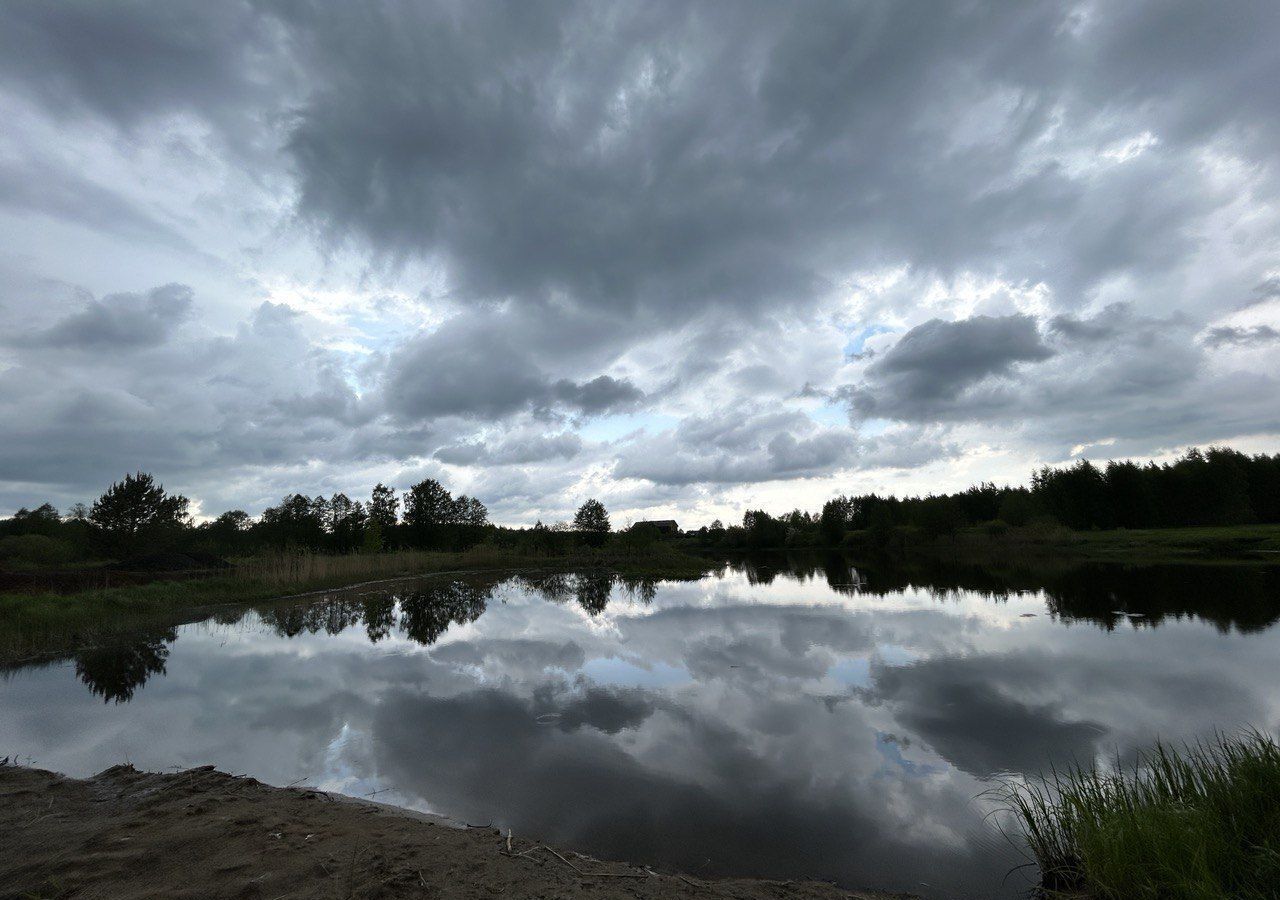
[399,581,490,645]
[74,628,177,704]
[724,551,1280,632]
[60,555,1280,708]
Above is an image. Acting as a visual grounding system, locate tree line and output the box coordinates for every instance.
[688,446,1280,549]
[0,472,616,565]
[4,445,1278,565]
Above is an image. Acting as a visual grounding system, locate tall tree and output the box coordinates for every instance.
[404,479,454,528]
[820,496,852,545]
[368,483,399,530]
[452,495,489,527]
[404,479,455,548]
[90,472,189,556]
[8,503,62,537]
[202,509,250,555]
[259,494,327,549]
[327,493,367,552]
[573,499,611,534]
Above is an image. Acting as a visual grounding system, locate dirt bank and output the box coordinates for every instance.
[0,765,917,900]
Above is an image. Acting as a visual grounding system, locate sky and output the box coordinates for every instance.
[2,1,1279,527]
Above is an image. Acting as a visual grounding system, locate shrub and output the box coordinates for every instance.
[0,534,77,566]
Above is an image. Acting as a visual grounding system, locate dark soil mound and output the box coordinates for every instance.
[0,552,233,594]
[110,551,231,572]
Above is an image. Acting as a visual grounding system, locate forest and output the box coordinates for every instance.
[691,446,1280,550]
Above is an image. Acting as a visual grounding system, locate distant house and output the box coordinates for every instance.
[634,519,679,536]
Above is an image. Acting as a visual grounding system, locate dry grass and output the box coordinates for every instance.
[233,546,532,586]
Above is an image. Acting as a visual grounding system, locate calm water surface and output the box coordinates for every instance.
[4,554,1280,898]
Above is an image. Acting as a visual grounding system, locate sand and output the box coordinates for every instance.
[0,764,917,899]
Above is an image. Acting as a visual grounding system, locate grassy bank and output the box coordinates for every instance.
[0,544,714,661]
[1004,731,1280,898]
[840,522,1280,564]
[1064,524,1280,561]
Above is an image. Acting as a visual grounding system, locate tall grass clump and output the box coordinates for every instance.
[1003,730,1280,898]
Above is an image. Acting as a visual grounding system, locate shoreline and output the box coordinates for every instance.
[0,763,917,900]
[680,523,1280,565]
[0,546,716,662]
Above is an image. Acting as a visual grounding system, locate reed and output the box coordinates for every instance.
[1002,729,1280,898]
[232,546,519,586]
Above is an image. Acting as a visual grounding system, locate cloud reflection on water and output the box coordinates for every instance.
[2,556,1279,899]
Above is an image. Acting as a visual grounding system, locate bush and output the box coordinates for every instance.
[998,490,1038,527]
[616,525,658,552]
[0,534,77,566]
[1024,515,1070,543]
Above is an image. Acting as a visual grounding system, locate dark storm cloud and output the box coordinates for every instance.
[831,302,1280,461]
[870,656,1107,777]
[1202,324,1280,350]
[434,431,582,467]
[271,1,1280,322]
[383,313,644,422]
[0,292,378,508]
[846,315,1053,420]
[278,0,827,316]
[551,375,645,415]
[1242,277,1280,310]
[0,0,274,130]
[21,283,194,350]
[269,366,370,426]
[552,684,657,735]
[613,409,853,486]
[1047,303,1133,343]
[367,684,977,891]
[10,1,1279,319]
[613,407,953,486]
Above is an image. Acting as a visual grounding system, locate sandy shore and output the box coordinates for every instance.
[0,764,917,899]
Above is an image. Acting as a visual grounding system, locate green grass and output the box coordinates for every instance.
[1002,730,1280,899]
[0,543,714,662]
[1064,524,1280,561]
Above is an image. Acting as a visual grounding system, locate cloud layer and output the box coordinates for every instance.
[2,1,1279,522]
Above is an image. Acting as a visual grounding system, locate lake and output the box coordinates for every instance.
[4,553,1280,898]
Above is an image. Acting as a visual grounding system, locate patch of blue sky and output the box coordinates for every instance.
[579,411,678,443]
[828,656,872,687]
[844,324,894,358]
[581,656,690,687]
[341,308,406,350]
[874,732,944,779]
[874,644,915,666]
[808,403,847,427]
